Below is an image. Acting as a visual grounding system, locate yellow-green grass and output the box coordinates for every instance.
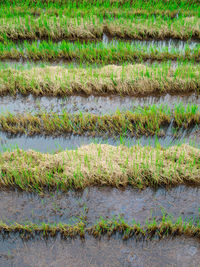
[1,6,199,19]
[1,40,199,62]
[0,64,199,97]
[0,144,199,191]
[0,103,199,136]
[0,16,199,41]
[1,7,198,19]
[1,0,199,19]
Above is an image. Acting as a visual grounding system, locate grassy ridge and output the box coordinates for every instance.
[1,7,198,19]
[0,103,199,136]
[0,16,199,41]
[0,144,199,191]
[0,64,199,97]
[1,215,200,240]
[0,40,199,62]
[1,0,199,12]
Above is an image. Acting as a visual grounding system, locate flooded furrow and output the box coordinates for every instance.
[0,186,200,226]
[0,235,200,266]
[103,33,200,51]
[0,127,199,153]
[0,94,199,115]
[4,34,200,51]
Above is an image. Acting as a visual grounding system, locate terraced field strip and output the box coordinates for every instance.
[1,40,199,62]
[0,15,199,41]
[1,215,200,240]
[0,63,199,97]
[0,143,199,191]
[2,0,200,16]
[0,104,199,137]
[1,0,199,19]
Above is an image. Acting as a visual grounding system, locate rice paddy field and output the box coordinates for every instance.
[0,0,200,266]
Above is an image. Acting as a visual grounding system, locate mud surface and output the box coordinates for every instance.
[0,94,200,115]
[0,186,199,225]
[0,235,200,267]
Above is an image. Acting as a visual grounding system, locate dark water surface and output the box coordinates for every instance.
[0,235,200,267]
[0,128,199,153]
[0,186,199,225]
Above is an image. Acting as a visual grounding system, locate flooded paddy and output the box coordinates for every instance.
[4,34,200,50]
[0,235,200,267]
[0,128,199,153]
[0,94,200,115]
[103,33,200,51]
[0,2,199,266]
[0,186,200,225]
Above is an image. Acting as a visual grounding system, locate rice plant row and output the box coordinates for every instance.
[1,0,199,19]
[0,15,199,41]
[0,214,200,240]
[0,103,200,137]
[0,143,199,191]
[0,63,199,96]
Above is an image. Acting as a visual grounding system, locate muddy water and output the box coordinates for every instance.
[0,186,199,225]
[0,59,102,69]
[0,235,200,267]
[0,127,199,153]
[103,33,200,51]
[0,94,200,115]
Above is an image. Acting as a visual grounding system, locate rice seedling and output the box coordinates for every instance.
[0,214,200,240]
[0,143,199,191]
[0,0,199,258]
[0,39,199,62]
[0,103,199,137]
[0,15,199,41]
[0,0,199,19]
[0,62,199,97]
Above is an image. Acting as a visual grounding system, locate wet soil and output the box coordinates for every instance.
[0,94,200,115]
[0,186,199,225]
[0,235,200,267]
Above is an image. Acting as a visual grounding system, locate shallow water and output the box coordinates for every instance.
[0,186,199,225]
[103,33,200,52]
[0,94,200,115]
[0,235,200,267]
[0,127,199,153]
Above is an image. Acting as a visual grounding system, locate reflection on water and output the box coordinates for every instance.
[0,94,200,115]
